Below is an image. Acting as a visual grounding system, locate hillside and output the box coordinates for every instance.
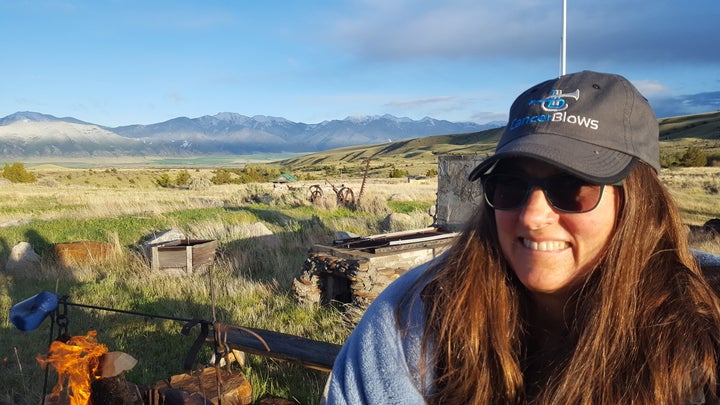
[279,111,720,178]
[276,127,503,178]
[659,111,720,141]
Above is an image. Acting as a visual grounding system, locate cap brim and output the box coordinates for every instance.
[468,133,635,184]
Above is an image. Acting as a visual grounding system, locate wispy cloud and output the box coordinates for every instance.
[634,80,670,98]
[650,91,720,118]
[385,96,460,109]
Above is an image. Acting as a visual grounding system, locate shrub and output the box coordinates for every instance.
[389,168,409,178]
[707,152,720,167]
[154,173,172,187]
[680,146,708,167]
[660,151,680,168]
[175,169,191,186]
[210,169,236,185]
[2,162,36,183]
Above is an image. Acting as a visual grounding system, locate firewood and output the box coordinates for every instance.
[166,367,252,405]
[98,351,138,378]
[162,389,210,405]
[90,374,143,404]
[210,349,246,368]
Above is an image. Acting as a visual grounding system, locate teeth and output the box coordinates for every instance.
[522,238,568,251]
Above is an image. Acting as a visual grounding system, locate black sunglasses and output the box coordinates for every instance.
[480,173,607,213]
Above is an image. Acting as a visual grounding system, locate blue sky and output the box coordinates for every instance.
[1,0,718,127]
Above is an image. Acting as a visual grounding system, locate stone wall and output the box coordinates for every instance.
[434,154,485,232]
[293,238,454,308]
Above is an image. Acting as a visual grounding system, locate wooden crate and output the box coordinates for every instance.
[151,239,218,273]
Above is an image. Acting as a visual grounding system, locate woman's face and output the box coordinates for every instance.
[493,158,620,300]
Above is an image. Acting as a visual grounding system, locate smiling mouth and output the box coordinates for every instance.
[521,238,569,251]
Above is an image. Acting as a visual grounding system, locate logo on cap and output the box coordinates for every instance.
[528,89,580,111]
[509,87,598,132]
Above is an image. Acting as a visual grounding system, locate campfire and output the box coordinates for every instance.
[37,330,139,404]
[35,330,252,404]
[12,293,257,404]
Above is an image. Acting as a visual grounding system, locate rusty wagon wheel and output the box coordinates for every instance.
[336,187,354,206]
[308,185,324,203]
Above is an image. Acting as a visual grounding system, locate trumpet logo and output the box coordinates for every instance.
[528,89,579,111]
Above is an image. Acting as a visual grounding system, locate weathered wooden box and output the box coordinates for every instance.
[151,239,218,274]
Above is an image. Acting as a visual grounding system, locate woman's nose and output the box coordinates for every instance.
[518,188,557,227]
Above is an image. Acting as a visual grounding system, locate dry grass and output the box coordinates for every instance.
[659,167,720,230]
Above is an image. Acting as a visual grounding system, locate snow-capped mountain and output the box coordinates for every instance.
[0,111,503,157]
[0,114,151,157]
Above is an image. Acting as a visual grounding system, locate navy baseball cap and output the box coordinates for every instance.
[468,70,660,184]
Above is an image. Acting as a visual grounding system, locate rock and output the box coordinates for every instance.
[388,193,413,202]
[243,222,273,238]
[240,222,280,248]
[144,229,186,247]
[334,231,359,241]
[141,229,187,258]
[5,242,41,275]
[380,212,414,232]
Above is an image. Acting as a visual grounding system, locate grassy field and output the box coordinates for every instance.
[0,165,718,404]
[0,172,438,404]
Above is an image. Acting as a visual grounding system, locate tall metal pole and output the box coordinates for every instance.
[561,0,567,76]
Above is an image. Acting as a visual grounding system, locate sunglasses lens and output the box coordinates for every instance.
[482,174,603,213]
[545,176,603,212]
[483,175,530,210]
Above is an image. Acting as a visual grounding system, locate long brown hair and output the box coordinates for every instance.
[410,163,720,404]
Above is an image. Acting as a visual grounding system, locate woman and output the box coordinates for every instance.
[322,71,720,404]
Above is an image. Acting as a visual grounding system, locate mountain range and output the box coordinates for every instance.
[0,111,503,158]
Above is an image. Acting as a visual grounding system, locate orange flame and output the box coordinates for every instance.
[37,330,108,405]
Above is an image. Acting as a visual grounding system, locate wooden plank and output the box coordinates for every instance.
[209,325,342,372]
[153,239,218,271]
[151,246,159,271]
[186,245,193,273]
[158,250,190,268]
[373,239,453,254]
[386,232,459,246]
[192,240,218,268]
